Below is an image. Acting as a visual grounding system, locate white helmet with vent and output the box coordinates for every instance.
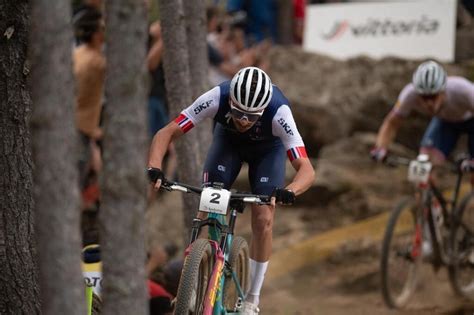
[230,67,273,112]
[412,60,447,95]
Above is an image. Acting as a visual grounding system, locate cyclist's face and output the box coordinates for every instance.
[232,115,255,132]
[418,92,444,115]
[229,100,263,132]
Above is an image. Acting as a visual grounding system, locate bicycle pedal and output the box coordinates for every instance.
[234,297,243,311]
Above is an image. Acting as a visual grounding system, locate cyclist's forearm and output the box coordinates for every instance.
[286,158,315,196]
[375,114,401,149]
[148,122,182,168]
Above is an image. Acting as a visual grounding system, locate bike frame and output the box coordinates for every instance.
[414,166,464,266]
[187,205,246,315]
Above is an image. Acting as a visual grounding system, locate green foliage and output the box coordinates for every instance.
[149,0,160,22]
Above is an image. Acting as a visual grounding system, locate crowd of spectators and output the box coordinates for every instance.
[71,1,182,314]
[71,0,314,313]
[206,0,307,84]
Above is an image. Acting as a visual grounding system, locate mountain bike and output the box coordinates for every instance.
[380,153,473,308]
[158,178,271,315]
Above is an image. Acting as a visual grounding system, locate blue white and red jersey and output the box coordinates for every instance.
[174,80,308,162]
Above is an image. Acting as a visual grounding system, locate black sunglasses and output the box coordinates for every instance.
[420,93,439,100]
[230,104,262,122]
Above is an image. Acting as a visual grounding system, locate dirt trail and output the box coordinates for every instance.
[261,253,474,315]
[148,193,474,315]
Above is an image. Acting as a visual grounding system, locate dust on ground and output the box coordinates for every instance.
[147,192,474,315]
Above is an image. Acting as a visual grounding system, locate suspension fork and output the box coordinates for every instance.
[409,190,425,259]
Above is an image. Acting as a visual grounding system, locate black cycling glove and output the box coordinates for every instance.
[272,188,296,205]
[147,167,164,183]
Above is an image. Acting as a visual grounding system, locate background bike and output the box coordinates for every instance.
[380,153,474,308]
[157,178,271,315]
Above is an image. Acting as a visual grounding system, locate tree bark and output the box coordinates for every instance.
[28,0,86,314]
[183,0,212,165]
[100,1,148,314]
[183,0,209,99]
[159,0,204,243]
[0,1,41,314]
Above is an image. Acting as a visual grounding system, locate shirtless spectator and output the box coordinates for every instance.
[72,7,105,216]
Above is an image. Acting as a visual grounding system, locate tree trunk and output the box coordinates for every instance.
[183,0,209,99]
[183,0,213,166]
[100,1,148,314]
[0,1,41,314]
[28,0,86,314]
[159,0,203,243]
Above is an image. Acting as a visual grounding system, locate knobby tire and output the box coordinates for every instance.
[449,192,474,301]
[174,239,214,315]
[381,197,422,308]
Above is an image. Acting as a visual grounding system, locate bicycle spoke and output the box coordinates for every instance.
[381,197,421,308]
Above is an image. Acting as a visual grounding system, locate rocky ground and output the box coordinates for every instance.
[148,186,474,315]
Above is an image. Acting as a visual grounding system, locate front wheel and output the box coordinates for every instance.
[449,192,474,301]
[381,197,422,308]
[223,236,250,311]
[174,239,214,315]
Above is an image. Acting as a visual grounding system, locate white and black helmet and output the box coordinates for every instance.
[412,60,447,95]
[230,67,273,112]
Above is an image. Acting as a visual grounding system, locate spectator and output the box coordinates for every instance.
[293,0,306,45]
[72,7,105,242]
[146,244,177,315]
[207,6,267,86]
[226,0,279,44]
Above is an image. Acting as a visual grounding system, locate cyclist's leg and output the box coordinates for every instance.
[245,143,286,307]
[202,134,242,189]
[420,117,458,166]
[420,118,459,254]
[200,133,243,225]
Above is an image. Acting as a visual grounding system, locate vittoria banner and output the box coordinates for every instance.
[303,0,457,62]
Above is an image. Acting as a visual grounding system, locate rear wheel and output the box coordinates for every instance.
[174,239,214,314]
[381,197,422,308]
[449,192,474,301]
[223,236,249,311]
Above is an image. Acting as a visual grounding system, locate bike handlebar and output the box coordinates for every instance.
[384,155,463,174]
[160,179,272,205]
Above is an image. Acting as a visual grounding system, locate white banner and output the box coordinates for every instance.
[303,0,457,62]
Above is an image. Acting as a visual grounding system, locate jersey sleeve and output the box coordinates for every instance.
[272,105,308,161]
[174,86,220,133]
[392,84,416,117]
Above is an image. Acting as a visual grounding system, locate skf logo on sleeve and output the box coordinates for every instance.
[194,100,213,115]
[277,118,294,135]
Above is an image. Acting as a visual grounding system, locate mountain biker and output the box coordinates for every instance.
[148,66,315,314]
[371,60,474,257]
[371,60,474,169]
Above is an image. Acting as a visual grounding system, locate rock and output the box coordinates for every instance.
[268,46,466,152]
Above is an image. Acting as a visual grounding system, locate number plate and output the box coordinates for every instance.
[407,160,432,184]
[199,187,231,215]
